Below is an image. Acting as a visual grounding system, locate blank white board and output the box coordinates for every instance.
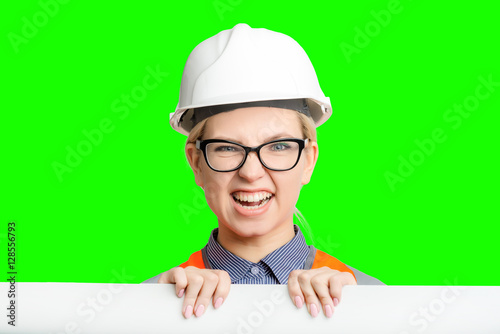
[1,282,499,333]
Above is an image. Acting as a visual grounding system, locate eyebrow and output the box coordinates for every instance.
[212,133,297,143]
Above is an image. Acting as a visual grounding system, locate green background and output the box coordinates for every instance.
[1,0,499,285]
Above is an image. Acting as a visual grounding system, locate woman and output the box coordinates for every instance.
[143,23,383,319]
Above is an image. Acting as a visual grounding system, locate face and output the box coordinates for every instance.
[186,107,318,241]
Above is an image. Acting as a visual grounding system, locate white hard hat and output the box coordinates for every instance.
[170,23,332,136]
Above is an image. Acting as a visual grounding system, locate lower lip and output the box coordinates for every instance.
[231,194,274,217]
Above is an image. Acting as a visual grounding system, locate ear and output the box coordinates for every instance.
[301,140,318,185]
[185,143,204,188]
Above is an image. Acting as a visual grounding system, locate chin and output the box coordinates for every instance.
[220,218,269,237]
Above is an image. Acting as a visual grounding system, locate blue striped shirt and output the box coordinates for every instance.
[205,225,310,284]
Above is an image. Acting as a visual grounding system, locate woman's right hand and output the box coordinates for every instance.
[158,267,231,318]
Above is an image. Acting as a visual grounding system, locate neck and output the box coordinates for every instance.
[216,218,296,263]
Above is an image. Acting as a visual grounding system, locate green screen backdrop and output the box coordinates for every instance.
[2,0,499,285]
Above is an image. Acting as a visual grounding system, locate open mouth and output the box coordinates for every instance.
[231,191,274,210]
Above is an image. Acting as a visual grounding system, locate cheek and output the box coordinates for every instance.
[274,170,304,204]
[200,169,232,209]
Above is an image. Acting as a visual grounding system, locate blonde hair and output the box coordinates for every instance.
[185,109,318,245]
[187,117,209,144]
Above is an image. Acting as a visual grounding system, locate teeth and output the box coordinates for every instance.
[235,197,271,210]
[232,191,274,210]
[232,191,273,202]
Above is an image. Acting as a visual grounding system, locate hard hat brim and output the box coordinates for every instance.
[170,96,332,136]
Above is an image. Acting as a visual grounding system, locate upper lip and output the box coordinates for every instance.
[231,188,275,194]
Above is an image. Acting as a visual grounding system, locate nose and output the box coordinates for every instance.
[238,152,266,181]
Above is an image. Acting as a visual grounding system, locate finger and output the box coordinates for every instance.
[310,272,335,318]
[297,271,321,317]
[212,270,231,309]
[158,267,188,297]
[193,272,220,317]
[329,272,357,304]
[287,270,304,309]
[182,273,204,319]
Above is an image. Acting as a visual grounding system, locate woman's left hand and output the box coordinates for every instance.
[287,268,357,318]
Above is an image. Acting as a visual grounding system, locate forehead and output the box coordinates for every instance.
[203,107,302,144]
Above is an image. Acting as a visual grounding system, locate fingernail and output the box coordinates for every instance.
[177,289,185,298]
[310,304,319,318]
[195,304,205,317]
[333,297,339,307]
[214,297,224,309]
[294,296,303,309]
[184,305,193,318]
[325,305,333,318]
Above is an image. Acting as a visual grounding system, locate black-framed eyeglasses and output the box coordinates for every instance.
[196,138,309,172]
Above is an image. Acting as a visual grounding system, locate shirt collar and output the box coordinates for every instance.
[205,225,310,284]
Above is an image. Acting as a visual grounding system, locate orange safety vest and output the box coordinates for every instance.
[179,247,357,282]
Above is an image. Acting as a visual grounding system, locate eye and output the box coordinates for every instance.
[214,145,237,152]
[270,142,291,151]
